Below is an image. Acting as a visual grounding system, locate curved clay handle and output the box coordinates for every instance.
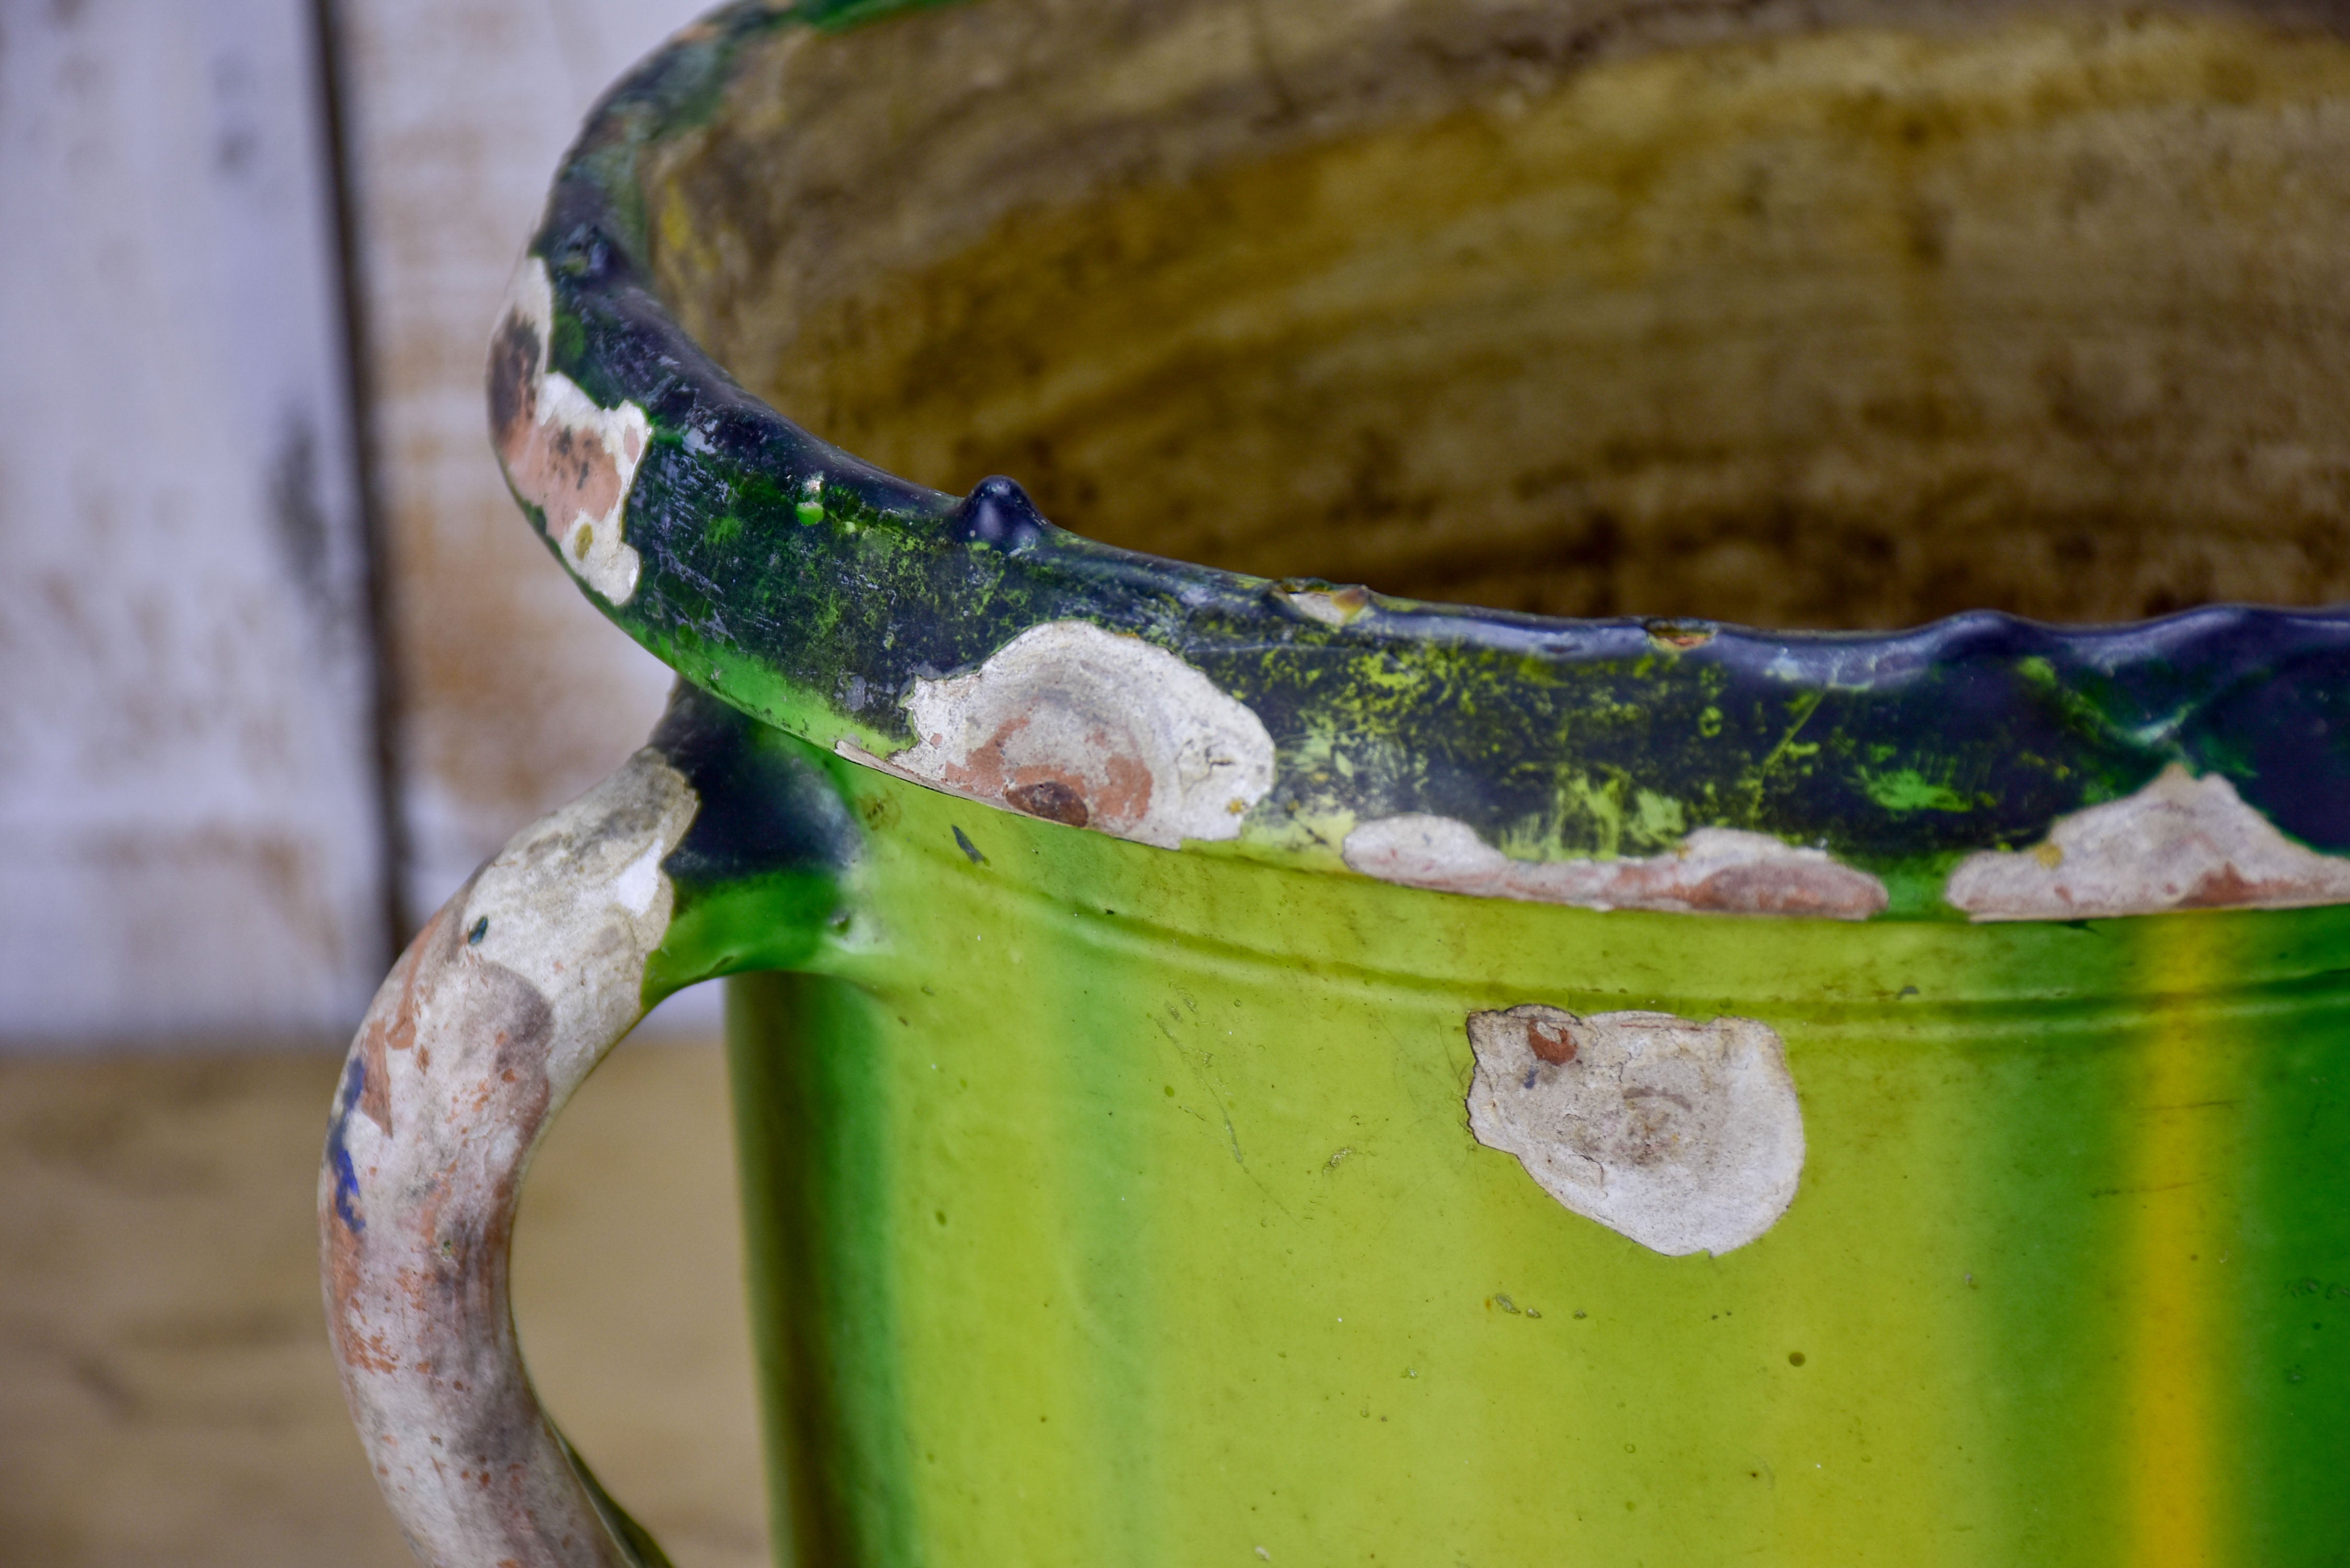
[319,748,699,1568]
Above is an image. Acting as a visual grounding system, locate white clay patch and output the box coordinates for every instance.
[1465,1005,1805,1256]
[1347,814,1887,918]
[1946,763,2350,920]
[488,257,651,605]
[845,620,1274,849]
[451,747,698,1087]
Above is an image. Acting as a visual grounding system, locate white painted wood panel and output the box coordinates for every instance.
[0,0,387,1044]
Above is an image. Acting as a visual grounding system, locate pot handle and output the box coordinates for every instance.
[319,746,703,1568]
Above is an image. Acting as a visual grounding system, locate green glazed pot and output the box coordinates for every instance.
[324,2,2350,1564]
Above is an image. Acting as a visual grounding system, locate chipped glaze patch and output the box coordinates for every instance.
[1946,763,2350,920]
[1466,1005,1805,1256]
[1345,814,1888,918]
[488,257,652,605]
[319,748,696,1568]
[841,620,1275,849]
[1274,583,1372,626]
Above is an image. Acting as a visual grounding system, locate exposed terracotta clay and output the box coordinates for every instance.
[1465,1005,1805,1256]
[488,257,651,605]
[1273,583,1372,627]
[840,619,1275,850]
[319,748,696,1568]
[1946,763,2350,920]
[1645,622,1716,650]
[1345,814,1887,918]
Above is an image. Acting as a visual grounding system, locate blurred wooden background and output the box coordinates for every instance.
[0,0,710,1046]
[0,1,762,1562]
[0,1040,768,1568]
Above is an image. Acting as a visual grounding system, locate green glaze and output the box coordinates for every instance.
[511,2,2350,905]
[631,706,2350,1566]
[488,2,2350,1562]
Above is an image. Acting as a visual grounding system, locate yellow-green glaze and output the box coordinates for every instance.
[631,712,2350,1566]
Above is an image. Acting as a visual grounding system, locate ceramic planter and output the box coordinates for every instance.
[323,2,2350,1563]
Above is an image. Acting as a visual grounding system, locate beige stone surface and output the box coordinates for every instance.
[0,1038,767,1568]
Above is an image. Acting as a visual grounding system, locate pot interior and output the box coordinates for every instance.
[644,0,2350,629]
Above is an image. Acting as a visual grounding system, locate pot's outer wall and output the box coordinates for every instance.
[480,2,2350,1563]
[500,0,2350,917]
[635,696,2350,1566]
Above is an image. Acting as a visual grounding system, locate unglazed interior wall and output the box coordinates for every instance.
[648,0,2350,629]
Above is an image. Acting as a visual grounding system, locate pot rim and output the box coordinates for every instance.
[492,0,2350,923]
